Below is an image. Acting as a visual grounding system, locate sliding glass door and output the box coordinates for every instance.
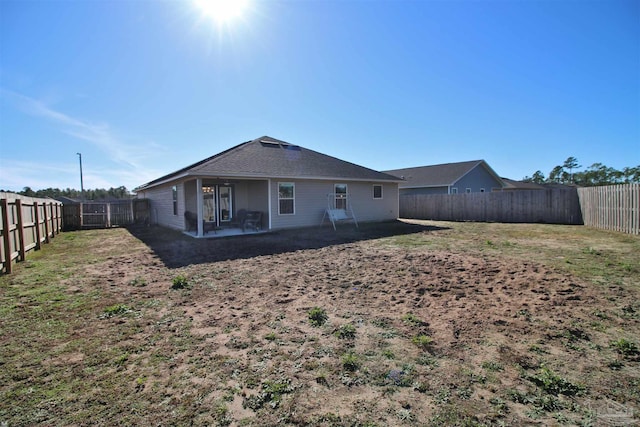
[202,185,233,226]
[218,185,233,223]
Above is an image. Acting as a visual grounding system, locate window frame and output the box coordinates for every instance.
[278,182,295,215]
[373,184,383,199]
[466,188,472,193]
[334,183,348,210]
[451,187,458,194]
[172,185,178,215]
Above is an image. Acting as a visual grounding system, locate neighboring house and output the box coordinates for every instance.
[134,136,402,236]
[501,178,577,191]
[384,160,505,195]
[501,178,546,191]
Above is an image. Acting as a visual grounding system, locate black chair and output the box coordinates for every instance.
[242,211,262,232]
[184,211,215,234]
[232,209,247,229]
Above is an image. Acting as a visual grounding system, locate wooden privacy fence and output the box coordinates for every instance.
[400,189,583,225]
[578,184,639,235]
[62,199,149,230]
[0,192,63,274]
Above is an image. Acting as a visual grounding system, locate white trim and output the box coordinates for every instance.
[466,188,472,193]
[172,185,178,215]
[334,183,348,210]
[196,178,203,237]
[278,182,295,215]
[451,187,458,194]
[137,172,402,191]
[267,179,272,230]
[373,184,383,199]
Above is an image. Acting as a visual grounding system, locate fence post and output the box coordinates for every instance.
[43,203,51,243]
[1,199,12,274]
[34,201,42,250]
[15,199,26,262]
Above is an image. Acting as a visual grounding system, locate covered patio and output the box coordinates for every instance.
[183,177,269,238]
[182,226,269,239]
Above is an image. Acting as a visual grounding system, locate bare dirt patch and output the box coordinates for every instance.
[1,221,638,426]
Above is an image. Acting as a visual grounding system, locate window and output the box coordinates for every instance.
[373,184,383,199]
[466,188,472,193]
[172,185,178,215]
[278,182,295,215]
[451,187,458,194]
[480,188,485,193]
[335,184,347,209]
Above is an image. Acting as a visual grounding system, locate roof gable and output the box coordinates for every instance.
[136,136,401,190]
[384,160,504,188]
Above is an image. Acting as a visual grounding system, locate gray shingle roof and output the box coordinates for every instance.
[137,136,401,190]
[383,160,492,188]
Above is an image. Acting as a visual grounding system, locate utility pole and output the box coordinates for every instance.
[77,152,84,198]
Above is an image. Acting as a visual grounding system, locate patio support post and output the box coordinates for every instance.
[196,178,204,237]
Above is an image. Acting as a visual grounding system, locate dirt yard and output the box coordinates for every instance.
[1,220,638,426]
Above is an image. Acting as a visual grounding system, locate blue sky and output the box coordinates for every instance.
[1,0,638,192]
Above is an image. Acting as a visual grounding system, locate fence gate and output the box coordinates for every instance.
[63,199,149,230]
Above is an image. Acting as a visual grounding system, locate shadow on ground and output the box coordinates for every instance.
[126,220,447,269]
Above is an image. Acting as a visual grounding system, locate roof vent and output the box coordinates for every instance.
[260,140,301,150]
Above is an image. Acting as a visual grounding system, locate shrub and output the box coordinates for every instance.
[528,366,584,396]
[243,378,294,410]
[171,275,189,289]
[402,313,421,325]
[308,307,328,327]
[101,303,130,318]
[411,334,434,350]
[335,323,356,339]
[611,338,639,357]
[342,352,360,371]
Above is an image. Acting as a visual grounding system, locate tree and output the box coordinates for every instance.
[562,157,581,184]
[548,166,566,183]
[531,170,545,184]
[622,166,640,183]
[524,160,638,187]
[22,186,36,197]
[17,186,132,200]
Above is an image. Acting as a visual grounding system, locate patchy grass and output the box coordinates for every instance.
[0,222,638,425]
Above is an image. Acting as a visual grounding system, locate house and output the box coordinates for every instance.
[501,178,546,191]
[134,136,402,236]
[383,160,505,195]
[501,178,577,191]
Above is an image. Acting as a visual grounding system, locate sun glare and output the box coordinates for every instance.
[194,0,249,23]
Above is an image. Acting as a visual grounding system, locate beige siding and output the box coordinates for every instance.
[138,182,185,230]
[270,180,398,230]
[184,181,197,213]
[351,183,399,222]
[247,181,268,211]
[138,178,398,232]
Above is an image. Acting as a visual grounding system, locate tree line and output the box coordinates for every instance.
[6,186,133,200]
[523,157,640,186]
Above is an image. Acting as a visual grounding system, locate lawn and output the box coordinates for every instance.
[1,220,638,426]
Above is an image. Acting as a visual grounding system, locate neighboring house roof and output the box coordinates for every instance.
[501,178,546,190]
[136,136,402,191]
[384,160,504,189]
[501,178,577,190]
[54,196,82,204]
